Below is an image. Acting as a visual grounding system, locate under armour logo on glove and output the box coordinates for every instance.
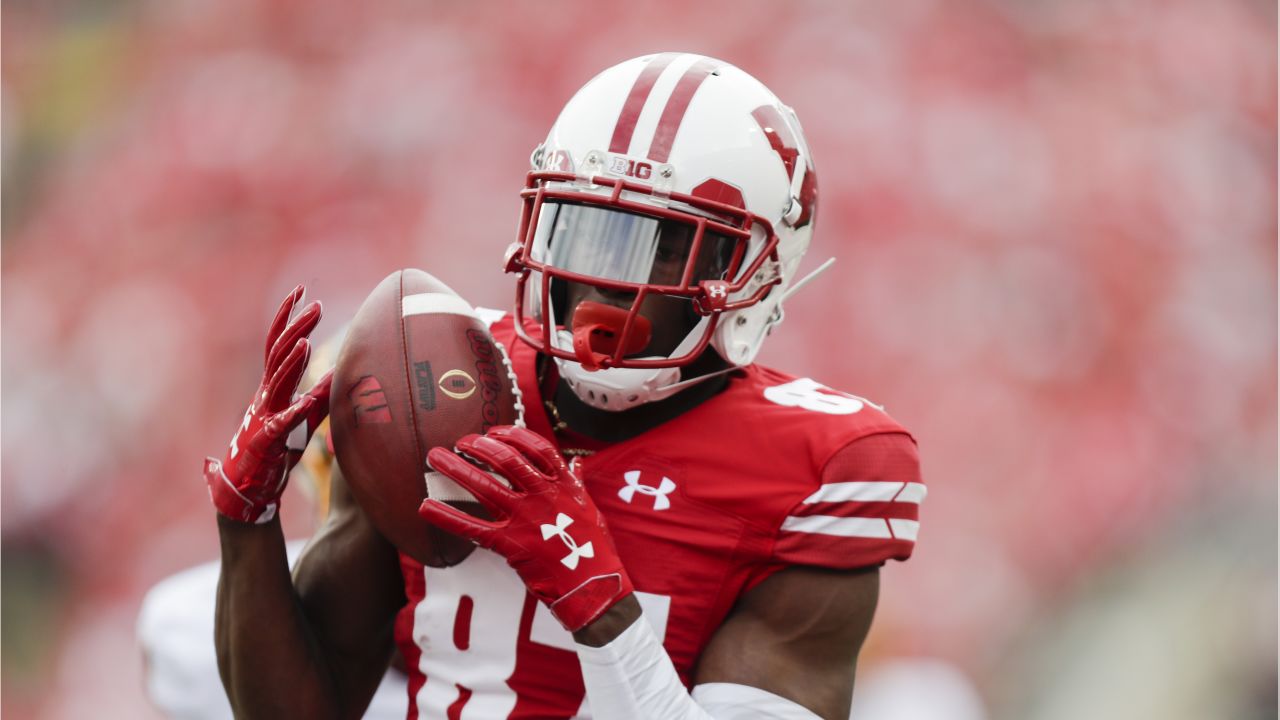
[541,513,595,569]
[619,471,676,511]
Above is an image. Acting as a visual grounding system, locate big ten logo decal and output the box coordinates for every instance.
[763,378,883,416]
[466,329,502,431]
[608,154,653,179]
[349,375,391,425]
[413,361,436,411]
[413,550,672,718]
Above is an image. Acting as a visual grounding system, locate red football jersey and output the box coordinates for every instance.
[393,315,924,719]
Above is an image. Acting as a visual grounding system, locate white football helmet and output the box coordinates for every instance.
[505,53,818,411]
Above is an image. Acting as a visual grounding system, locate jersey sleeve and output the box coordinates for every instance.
[773,432,925,569]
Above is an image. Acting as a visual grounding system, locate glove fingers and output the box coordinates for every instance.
[264,394,318,442]
[264,285,306,366]
[417,498,499,549]
[248,397,313,458]
[265,339,311,411]
[486,425,563,476]
[301,368,334,438]
[304,368,334,405]
[427,446,519,516]
[456,434,549,491]
[266,301,322,375]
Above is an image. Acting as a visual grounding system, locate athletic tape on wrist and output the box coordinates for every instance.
[575,615,820,720]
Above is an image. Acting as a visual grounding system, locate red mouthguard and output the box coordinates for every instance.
[570,301,652,371]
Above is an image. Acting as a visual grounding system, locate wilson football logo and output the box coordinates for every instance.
[349,375,392,425]
[466,329,503,431]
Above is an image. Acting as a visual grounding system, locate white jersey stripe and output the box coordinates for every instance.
[800,481,927,505]
[896,482,928,504]
[888,519,920,542]
[780,515,893,539]
[402,292,477,318]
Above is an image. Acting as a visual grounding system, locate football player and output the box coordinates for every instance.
[206,53,924,719]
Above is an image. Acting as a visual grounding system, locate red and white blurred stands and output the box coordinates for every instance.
[2,1,1274,717]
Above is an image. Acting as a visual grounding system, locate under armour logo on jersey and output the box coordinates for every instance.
[540,513,594,570]
[619,471,676,511]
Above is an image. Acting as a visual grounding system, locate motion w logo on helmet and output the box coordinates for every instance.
[752,105,817,228]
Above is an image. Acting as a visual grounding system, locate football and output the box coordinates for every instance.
[329,269,521,567]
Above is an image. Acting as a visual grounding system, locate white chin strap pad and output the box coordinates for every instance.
[556,358,681,412]
[553,317,710,412]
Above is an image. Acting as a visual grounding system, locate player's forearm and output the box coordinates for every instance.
[214,514,341,719]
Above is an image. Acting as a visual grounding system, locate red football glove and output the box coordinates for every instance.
[204,285,332,524]
[420,426,633,632]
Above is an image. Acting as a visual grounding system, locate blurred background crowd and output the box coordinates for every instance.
[2,0,1276,718]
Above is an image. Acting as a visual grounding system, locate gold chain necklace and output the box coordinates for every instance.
[543,397,596,457]
[537,356,596,458]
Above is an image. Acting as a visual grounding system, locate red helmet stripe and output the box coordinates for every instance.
[646,57,719,163]
[608,53,680,155]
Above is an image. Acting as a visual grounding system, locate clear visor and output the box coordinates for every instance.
[530,202,736,289]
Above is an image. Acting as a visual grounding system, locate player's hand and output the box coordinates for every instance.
[419,426,633,631]
[204,285,332,524]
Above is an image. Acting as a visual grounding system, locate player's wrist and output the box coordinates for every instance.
[204,456,286,524]
[214,505,282,533]
[571,591,642,647]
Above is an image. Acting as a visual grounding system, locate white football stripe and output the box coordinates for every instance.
[474,306,508,328]
[780,515,892,539]
[402,292,477,318]
[888,519,920,542]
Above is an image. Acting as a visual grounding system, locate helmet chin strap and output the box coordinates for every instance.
[554,315,712,412]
